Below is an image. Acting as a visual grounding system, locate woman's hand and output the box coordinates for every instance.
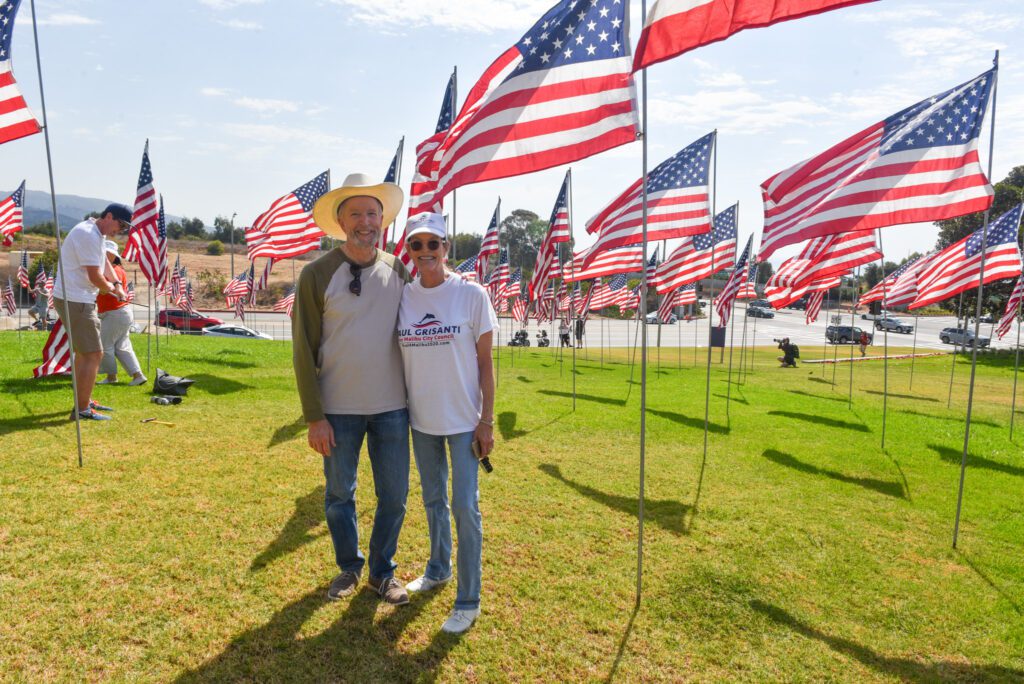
[474,422,494,459]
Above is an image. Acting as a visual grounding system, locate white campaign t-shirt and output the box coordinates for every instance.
[398,275,497,435]
[53,219,105,303]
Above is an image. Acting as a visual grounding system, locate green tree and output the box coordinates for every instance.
[756,261,774,283]
[212,215,244,244]
[166,221,185,240]
[206,240,225,256]
[181,217,207,239]
[500,209,546,272]
[452,232,482,259]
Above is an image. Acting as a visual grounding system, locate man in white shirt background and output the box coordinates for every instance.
[52,203,132,421]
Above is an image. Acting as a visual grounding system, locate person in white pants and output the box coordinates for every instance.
[97,241,146,386]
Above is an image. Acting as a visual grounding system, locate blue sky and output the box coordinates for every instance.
[2,0,1021,265]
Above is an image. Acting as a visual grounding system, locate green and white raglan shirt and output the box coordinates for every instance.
[292,247,411,422]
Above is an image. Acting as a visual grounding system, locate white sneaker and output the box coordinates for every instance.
[128,375,148,387]
[97,377,118,385]
[441,608,479,634]
[405,574,452,593]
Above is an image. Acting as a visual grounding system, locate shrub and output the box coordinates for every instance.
[206,240,225,256]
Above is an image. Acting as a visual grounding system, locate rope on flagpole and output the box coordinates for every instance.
[30,0,84,467]
[954,53,1000,548]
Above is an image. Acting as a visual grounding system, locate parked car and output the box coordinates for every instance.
[201,324,272,340]
[750,299,771,310]
[786,298,807,310]
[826,325,873,344]
[746,306,775,319]
[874,317,913,334]
[939,327,990,348]
[645,313,677,324]
[156,309,224,331]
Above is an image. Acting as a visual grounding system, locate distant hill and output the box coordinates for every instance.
[4,189,185,231]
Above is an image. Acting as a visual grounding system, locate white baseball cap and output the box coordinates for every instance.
[405,212,447,240]
[103,240,120,255]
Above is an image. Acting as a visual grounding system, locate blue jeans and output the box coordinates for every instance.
[323,409,409,580]
[411,429,482,610]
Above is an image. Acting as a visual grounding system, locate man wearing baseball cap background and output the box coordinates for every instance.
[52,203,132,421]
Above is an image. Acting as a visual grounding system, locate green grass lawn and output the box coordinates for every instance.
[1,332,1022,682]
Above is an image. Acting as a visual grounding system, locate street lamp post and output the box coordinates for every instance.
[229,212,237,277]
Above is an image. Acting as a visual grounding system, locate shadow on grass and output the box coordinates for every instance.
[539,464,692,536]
[806,376,835,386]
[1,376,69,393]
[768,410,870,433]
[187,373,254,396]
[538,389,625,407]
[749,599,1024,682]
[497,410,569,442]
[899,409,1000,428]
[762,450,906,499]
[180,355,257,370]
[647,408,729,435]
[268,416,306,448]
[957,551,1023,615]
[0,410,72,434]
[864,389,938,403]
[516,375,533,383]
[250,486,327,571]
[605,599,640,683]
[929,444,1024,479]
[788,389,847,403]
[713,392,749,405]
[174,585,454,683]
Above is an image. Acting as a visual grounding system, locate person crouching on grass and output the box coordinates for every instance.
[397,212,497,634]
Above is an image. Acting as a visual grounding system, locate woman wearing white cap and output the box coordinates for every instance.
[96,241,146,386]
[397,212,497,634]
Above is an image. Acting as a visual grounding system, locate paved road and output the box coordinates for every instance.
[119,302,1020,351]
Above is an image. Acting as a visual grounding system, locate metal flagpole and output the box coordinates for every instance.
[831,283,841,386]
[877,231,890,448]
[636,25,651,601]
[948,292,964,408]
[909,312,919,390]
[600,315,604,368]
[30,0,84,467]
[450,67,458,262]
[821,289,831,377]
[677,311,682,369]
[18,275,23,340]
[702,131,718,463]
[693,300,699,367]
[146,284,152,373]
[848,267,860,409]
[738,299,748,383]
[568,170,577,412]
[1011,310,1022,440]
[726,298,736,419]
[954,51,999,549]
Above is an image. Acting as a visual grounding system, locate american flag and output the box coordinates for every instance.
[247,262,258,306]
[589,273,630,310]
[454,253,479,281]
[0,180,25,246]
[512,292,529,322]
[584,280,610,311]
[182,281,196,314]
[380,137,404,249]
[247,171,330,261]
[534,284,555,322]
[805,290,826,325]
[563,246,644,282]
[44,269,53,311]
[498,267,521,301]
[395,71,456,271]
[125,280,136,305]
[235,295,245,322]
[885,252,937,308]
[2,277,15,316]
[657,289,677,323]
[560,281,579,311]
[655,202,737,294]
[765,271,843,310]
[0,0,41,145]
[767,230,881,291]
[32,320,71,377]
[737,259,758,299]
[911,203,1023,310]
[714,235,753,326]
[996,276,1024,339]
[633,0,875,72]
[759,68,996,259]
[528,172,571,300]
[34,267,46,291]
[274,287,296,318]
[124,142,167,289]
[583,133,714,265]
[17,249,29,289]
[487,248,510,302]
[620,285,643,315]
[477,202,501,281]
[576,280,597,320]
[256,259,274,290]
[169,255,183,305]
[223,269,250,304]
[858,254,923,306]
[432,0,638,201]
[676,283,697,307]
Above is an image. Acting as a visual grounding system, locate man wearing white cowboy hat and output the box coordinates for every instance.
[293,172,413,605]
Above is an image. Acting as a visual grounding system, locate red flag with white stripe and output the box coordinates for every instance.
[32,319,71,377]
[0,1,41,145]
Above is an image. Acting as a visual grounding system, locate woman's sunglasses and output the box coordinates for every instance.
[408,239,443,252]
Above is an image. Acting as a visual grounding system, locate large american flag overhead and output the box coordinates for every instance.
[767,230,881,292]
[633,0,877,72]
[0,180,25,246]
[563,246,645,282]
[0,0,40,145]
[910,203,1023,310]
[858,253,924,306]
[885,251,937,308]
[584,132,714,265]
[654,202,737,294]
[528,171,571,300]
[247,171,329,261]
[433,0,639,199]
[759,68,996,259]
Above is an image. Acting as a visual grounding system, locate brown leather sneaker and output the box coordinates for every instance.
[368,576,409,605]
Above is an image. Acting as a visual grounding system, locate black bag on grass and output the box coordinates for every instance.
[153,368,195,397]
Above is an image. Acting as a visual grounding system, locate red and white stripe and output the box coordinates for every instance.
[2,278,16,316]
[0,182,25,245]
[563,246,645,282]
[805,291,826,324]
[765,273,842,310]
[759,72,995,260]
[657,290,677,322]
[0,54,42,145]
[910,239,1022,310]
[654,235,735,294]
[768,230,881,292]
[32,319,71,377]
[996,276,1024,339]
[274,290,296,318]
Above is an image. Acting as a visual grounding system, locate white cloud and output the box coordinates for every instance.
[649,88,829,135]
[845,6,940,23]
[200,87,228,97]
[222,123,354,147]
[218,19,263,31]
[327,0,553,32]
[198,0,264,9]
[37,13,100,26]
[232,97,300,114]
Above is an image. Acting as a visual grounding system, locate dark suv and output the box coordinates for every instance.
[156,309,224,331]
[826,325,873,344]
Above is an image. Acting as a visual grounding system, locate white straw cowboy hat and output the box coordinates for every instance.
[312,172,404,239]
